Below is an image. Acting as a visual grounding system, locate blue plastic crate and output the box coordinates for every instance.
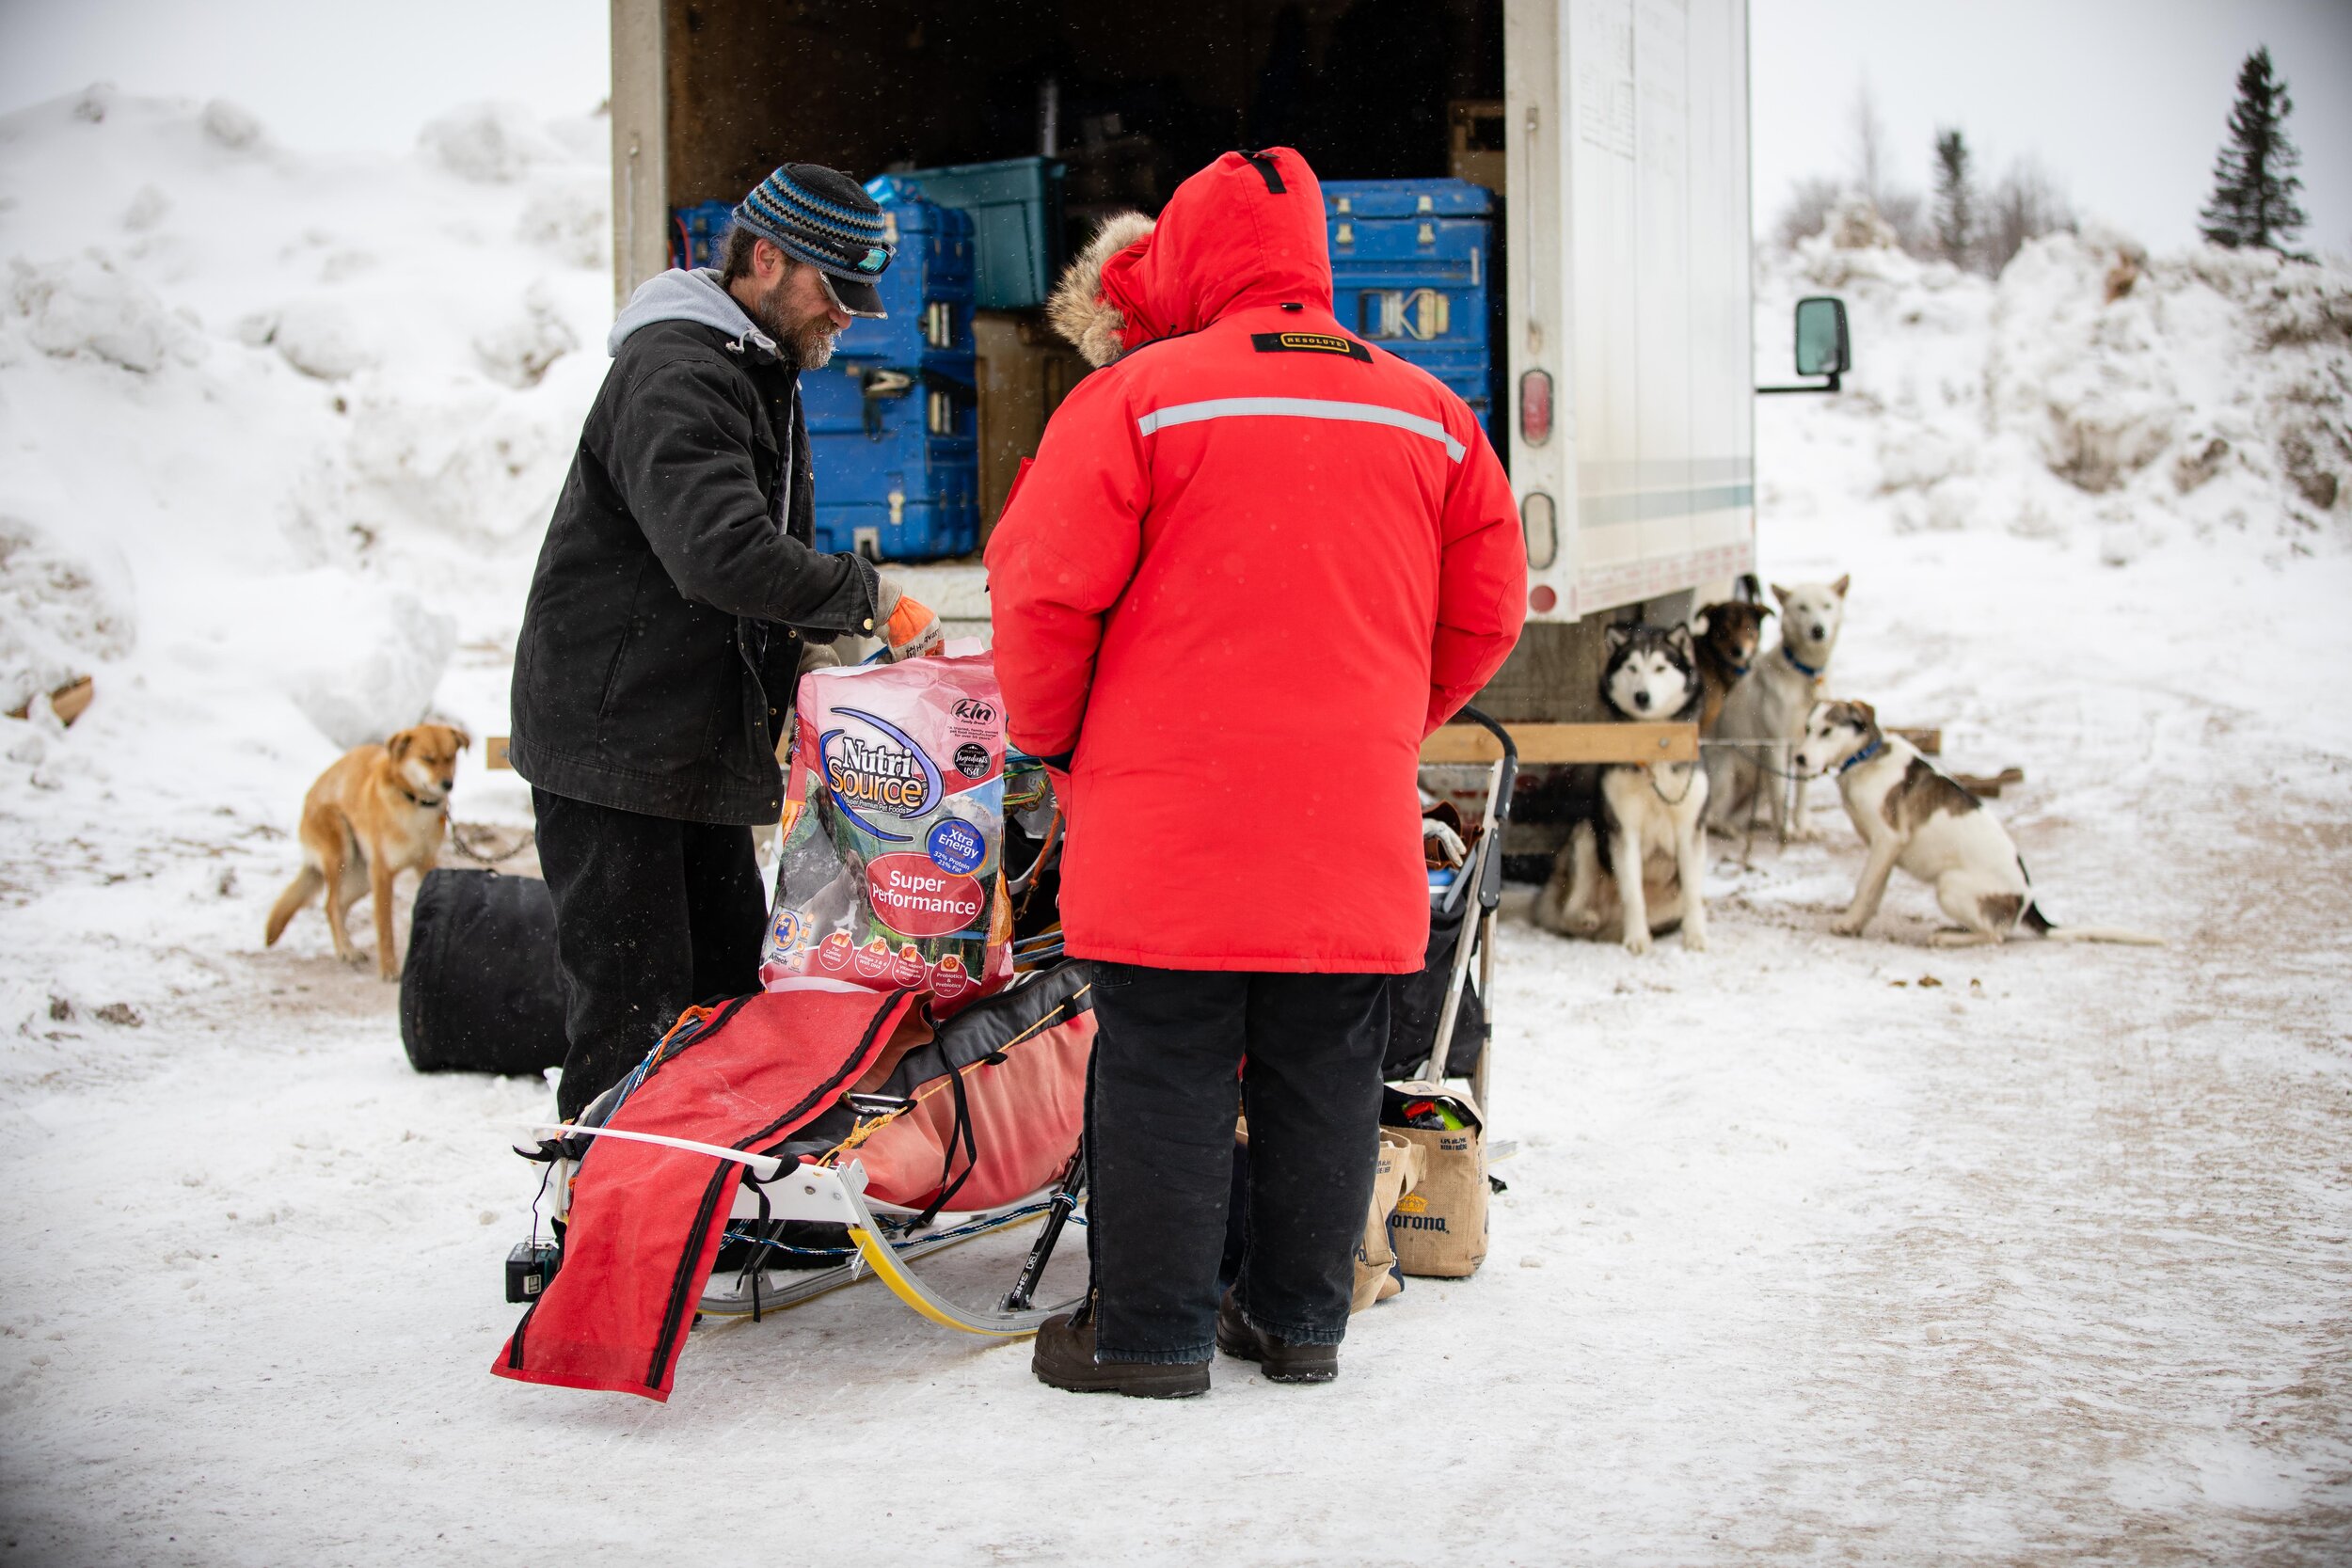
[886,157,1066,309]
[803,355,978,562]
[669,200,737,271]
[1322,179,1497,431]
[835,180,976,362]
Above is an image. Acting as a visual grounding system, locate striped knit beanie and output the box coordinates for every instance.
[733,163,894,313]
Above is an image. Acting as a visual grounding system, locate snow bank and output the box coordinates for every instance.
[0,86,610,1018]
[417,101,572,185]
[240,576,458,752]
[8,252,207,372]
[1758,217,2352,760]
[1769,219,2351,562]
[0,515,135,717]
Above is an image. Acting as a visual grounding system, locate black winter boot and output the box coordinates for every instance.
[1216,1292,1339,1384]
[1031,1313,1210,1399]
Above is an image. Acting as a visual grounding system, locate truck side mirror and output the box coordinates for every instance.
[1794,296,1850,378]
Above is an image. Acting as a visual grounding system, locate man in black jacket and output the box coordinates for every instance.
[510,163,941,1121]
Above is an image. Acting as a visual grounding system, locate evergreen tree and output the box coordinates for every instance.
[1931,128,1978,268]
[2200,46,2307,254]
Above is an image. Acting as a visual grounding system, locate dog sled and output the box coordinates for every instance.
[493,708,1515,1400]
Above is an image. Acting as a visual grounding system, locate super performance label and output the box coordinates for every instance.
[866,853,986,938]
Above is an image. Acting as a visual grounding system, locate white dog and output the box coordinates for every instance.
[1707,576,1848,842]
[1794,698,2162,946]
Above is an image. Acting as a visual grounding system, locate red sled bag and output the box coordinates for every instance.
[492,980,914,1401]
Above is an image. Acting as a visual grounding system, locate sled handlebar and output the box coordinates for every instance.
[1454,705,1518,826]
[1454,705,1516,913]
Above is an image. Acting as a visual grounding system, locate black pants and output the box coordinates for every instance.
[532,788,767,1120]
[1085,963,1390,1364]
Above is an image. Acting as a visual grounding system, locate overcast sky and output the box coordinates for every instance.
[1,0,2344,254]
[1750,0,2352,253]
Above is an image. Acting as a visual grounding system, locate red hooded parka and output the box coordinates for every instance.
[985,149,1526,973]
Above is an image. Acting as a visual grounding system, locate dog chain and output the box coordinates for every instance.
[448,821,536,863]
[1647,761,1700,806]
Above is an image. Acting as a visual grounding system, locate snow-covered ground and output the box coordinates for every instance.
[3,94,2349,1566]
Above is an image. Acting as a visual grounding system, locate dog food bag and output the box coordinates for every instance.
[759,653,1013,1010]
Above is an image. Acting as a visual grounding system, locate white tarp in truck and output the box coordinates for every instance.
[1506,0,1755,623]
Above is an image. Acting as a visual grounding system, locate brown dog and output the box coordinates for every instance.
[264,722,469,979]
[1691,599,1773,735]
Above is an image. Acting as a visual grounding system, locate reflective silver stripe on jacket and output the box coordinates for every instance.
[1134,396,1466,463]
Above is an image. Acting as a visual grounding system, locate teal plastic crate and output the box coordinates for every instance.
[892,157,1066,309]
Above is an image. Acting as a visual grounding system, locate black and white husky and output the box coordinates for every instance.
[1794,698,2162,946]
[1533,624,1710,955]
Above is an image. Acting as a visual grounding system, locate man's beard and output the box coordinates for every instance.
[745,272,840,370]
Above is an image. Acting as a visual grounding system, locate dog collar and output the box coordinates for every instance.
[1783,646,1823,679]
[395,781,446,811]
[1722,657,1752,677]
[1838,737,1884,775]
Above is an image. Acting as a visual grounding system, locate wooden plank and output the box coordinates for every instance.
[1421,721,1698,766]
[485,736,512,771]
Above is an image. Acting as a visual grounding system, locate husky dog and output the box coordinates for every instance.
[1691,598,1773,736]
[1534,624,1709,954]
[1794,699,2163,946]
[1706,576,1849,841]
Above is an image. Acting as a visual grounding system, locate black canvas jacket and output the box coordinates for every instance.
[510,318,879,824]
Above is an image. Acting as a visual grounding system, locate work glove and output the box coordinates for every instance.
[872,574,945,662]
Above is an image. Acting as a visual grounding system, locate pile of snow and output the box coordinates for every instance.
[0,83,611,1031]
[1766,219,2350,563]
[1757,217,2352,758]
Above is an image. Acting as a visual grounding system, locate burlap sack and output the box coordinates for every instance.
[1383,1086,1486,1277]
[1351,1135,1424,1312]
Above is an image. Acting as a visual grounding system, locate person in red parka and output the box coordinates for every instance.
[988,148,1525,1397]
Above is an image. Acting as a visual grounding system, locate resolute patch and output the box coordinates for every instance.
[1250,331,1372,362]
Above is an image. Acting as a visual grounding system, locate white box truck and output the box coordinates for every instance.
[608,0,1763,723]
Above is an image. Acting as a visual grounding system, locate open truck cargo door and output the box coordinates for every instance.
[607,0,1756,717]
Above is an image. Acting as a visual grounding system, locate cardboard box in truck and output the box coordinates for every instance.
[972,309,1088,545]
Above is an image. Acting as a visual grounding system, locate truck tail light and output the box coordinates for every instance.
[1518,369,1552,447]
[1520,491,1557,570]
[1530,585,1559,614]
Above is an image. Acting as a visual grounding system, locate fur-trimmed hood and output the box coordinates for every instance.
[1047,212,1157,369]
[1044,148,1333,368]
